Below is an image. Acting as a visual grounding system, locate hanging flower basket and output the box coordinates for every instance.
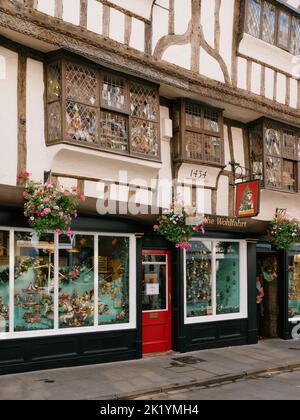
[268,211,300,251]
[154,204,206,250]
[18,172,86,236]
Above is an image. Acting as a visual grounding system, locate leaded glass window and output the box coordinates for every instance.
[262,2,276,44]
[247,0,262,38]
[291,17,300,55]
[265,126,281,156]
[278,10,290,49]
[0,231,9,333]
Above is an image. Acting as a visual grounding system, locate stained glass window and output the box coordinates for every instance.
[98,236,130,325]
[0,232,9,333]
[246,0,262,38]
[262,2,276,44]
[14,232,55,332]
[58,235,94,329]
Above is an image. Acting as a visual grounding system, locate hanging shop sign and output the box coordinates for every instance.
[235,179,260,219]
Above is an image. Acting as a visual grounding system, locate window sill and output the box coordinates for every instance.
[173,157,225,169]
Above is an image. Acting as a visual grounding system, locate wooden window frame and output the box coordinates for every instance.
[45,52,161,163]
[172,99,225,168]
[249,118,300,194]
[243,0,300,56]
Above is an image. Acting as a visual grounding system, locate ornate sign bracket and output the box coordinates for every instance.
[229,161,262,186]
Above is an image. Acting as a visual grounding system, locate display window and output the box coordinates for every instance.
[184,239,247,324]
[288,244,300,321]
[0,229,136,339]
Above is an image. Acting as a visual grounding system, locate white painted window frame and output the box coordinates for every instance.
[184,239,248,325]
[0,227,136,340]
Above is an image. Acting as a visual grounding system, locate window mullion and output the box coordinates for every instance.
[9,229,14,334]
[212,240,217,317]
[94,235,99,327]
[54,232,59,331]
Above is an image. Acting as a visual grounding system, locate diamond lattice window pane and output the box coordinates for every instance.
[185,102,201,129]
[283,131,297,159]
[250,124,263,175]
[204,136,221,163]
[282,160,296,191]
[66,101,97,143]
[48,102,61,142]
[266,156,282,188]
[130,119,159,157]
[262,2,276,44]
[247,0,262,38]
[47,62,61,102]
[130,83,158,121]
[100,111,128,152]
[291,17,300,55]
[278,11,290,48]
[102,74,127,111]
[265,126,281,156]
[66,62,97,106]
[185,131,203,160]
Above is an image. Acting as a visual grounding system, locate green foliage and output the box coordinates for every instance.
[269,213,300,251]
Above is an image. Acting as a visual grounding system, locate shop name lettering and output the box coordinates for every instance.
[99,404,200,417]
[205,217,247,229]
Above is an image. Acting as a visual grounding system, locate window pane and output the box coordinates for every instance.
[130,83,158,121]
[98,236,130,325]
[0,232,9,333]
[142,264,167,311]
[14,232,54,332]
[266,156,282,188]
[282,160,296,191]
[66,101,97,144]
[204,136,221,163]
[186,131,202,160]
[204,109,219,133]
[102,74,126,111]
[47,61,61,102]
[291,17,300,55]
[265,127,281,155]
[58,235,94,329]
[48,102,61,142]
[185,103,201,129]
[143,254,167,263]
[288,246,300,319]
[283,131,297,158]
[250,124,264,175]
[65,62,97,106]
[278,11,290,48]
[100,111,128,152]
[247,0,262,38]
[216,242,240,315]
[262,2,276,44]
[186,241,213,318]
[130,119,159,157]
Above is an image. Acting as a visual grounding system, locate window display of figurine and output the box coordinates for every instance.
[66,102,97,143]
[288,248,300,319]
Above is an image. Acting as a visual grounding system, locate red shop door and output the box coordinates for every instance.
[142,251,172,354]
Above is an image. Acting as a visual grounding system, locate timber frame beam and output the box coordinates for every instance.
[1,0,300,127]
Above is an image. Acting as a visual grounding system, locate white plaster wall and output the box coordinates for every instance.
[237,57,247,90]
[201,0,215,48]
[26,59,50,182]
[217,176,229,216]
[62,0,81,26]
[130,19,145,52]
[204,189,212,214]
[257,190,300,221]
[239,33,300,78]
[110,8,125,44]
[37,0,55,16]
[290,78,298,109]
[87,0,103,34]
[174,0,191,34]
[163,44,191,70]
[152,5,169,54]
[276,73,286,104]
[108,0,153,19]
[0,47,18,186]
[265,67,274,100]
[251,63,261,95]
[219,0,234,81]
[199,48,225,83]
[232,127,245,168]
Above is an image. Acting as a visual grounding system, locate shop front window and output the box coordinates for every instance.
[142,255,167,312]
[216,242,240,315]
[14,232,54,332]
[58,235,94,329]
[98,236,130,325]
[185,240,247,323]
[288,245,300,320]
[0,231,9,333]
[0,231,135,338]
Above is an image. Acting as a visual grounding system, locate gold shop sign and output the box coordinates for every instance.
[204,216,247,230]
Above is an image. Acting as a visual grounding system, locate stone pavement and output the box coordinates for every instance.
[0,339,300,400]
